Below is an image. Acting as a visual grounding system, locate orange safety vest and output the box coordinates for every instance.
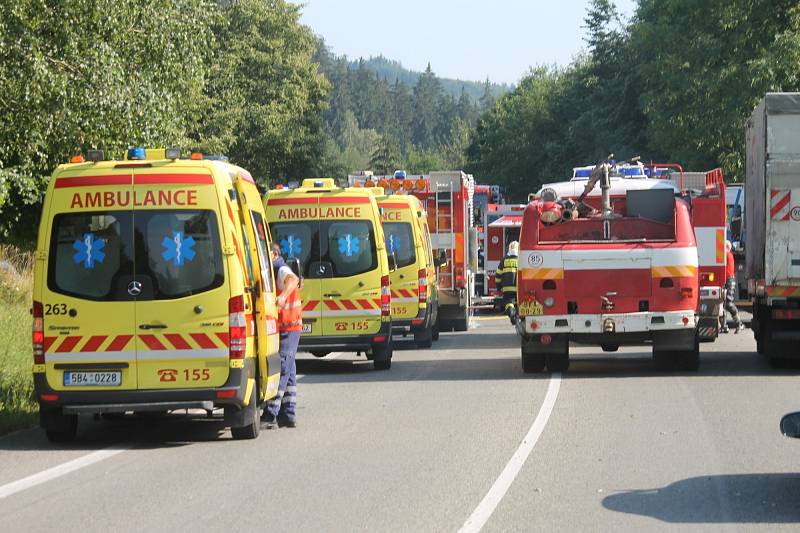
[278,267,302,332]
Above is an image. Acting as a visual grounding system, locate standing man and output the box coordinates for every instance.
[263,242,302,429]
[495,241,519,325]
[722,240,744,334]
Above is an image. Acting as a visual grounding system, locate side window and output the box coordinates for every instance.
[240,223,256,286]
[269,221,316,278]
[250,210,274,293]
[423,223,434,266]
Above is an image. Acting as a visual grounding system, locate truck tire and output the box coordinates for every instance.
[414,325,433,348]
[372,340,393,370]
[677,338,700,371]
[310,350,330,358]
[230,383,260,440]
[521,352,546,373]
[546,351,570,372]
[41,408,78,443]
[453,308,470,332]
[653,349,674,371]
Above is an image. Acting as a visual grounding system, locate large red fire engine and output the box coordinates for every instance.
[517,158,710,373]
[349,171,476,331]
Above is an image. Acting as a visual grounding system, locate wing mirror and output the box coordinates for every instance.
[780,412,800,438]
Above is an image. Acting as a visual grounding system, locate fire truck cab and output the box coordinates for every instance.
[518,159,700,373]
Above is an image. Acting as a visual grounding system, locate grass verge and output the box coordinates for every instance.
[0,246,37,436]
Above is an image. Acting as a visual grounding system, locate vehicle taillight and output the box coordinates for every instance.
[418,268,427,304]
[229,295,246,360]
[381,275,391,317]
[33,301,44,364]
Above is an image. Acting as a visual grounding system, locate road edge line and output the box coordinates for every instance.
[458,373,562,533]
[0,446,127,500]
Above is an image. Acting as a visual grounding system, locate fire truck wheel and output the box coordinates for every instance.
[310,350,330,358]
[373,340,393,370]
[230,382,260,440]
[678,343,700,371]
[521,352,545,373]
[653,349,673,371]
[454,311,470,332]
[414,326,433,348]
[600,343,619,352]
[546,352,570,373]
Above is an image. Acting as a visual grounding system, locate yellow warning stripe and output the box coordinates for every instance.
[651,265,697,278]
[715,229,725,264]
[519,268,564,280]
[767,286,800,297]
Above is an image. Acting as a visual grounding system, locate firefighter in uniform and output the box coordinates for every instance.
[495,241,519,325]
[263,242,302,428]
[722,240,744,334]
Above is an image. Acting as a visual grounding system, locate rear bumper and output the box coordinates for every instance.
[522,310,696,336]
[34,360,251,411]
[299,321,392,351]
[392,306,433,332]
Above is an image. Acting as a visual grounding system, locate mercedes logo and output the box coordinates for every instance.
[127,281,142,297]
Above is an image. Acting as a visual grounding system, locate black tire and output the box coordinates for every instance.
[453,309,470,332]
[42,409,78,443]
[310,350,330,358]
[230,383,260,440]
[678,339,700,371]
[373,340,393,370]
[653,349,674,371]
[431,315,440,341]
[414,325,433,348]
[521,352,546,373]
[600,343,619,352]
[546,351,570,372]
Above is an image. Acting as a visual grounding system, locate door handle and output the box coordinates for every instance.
[139,324,168,330]
[323,293,341,298]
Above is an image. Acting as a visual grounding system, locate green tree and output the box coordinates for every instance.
[369,136,402,175]
[412,64,444,148]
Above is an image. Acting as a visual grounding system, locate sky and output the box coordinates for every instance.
[295,0,638,85]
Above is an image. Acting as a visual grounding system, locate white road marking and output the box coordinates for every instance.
[0,446,128,500]
[458,373,562,533]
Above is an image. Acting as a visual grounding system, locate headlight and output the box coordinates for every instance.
[544,297,555,307]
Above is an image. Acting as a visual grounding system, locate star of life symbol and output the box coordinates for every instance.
[73,233,106,269]
[280,235,302,257]
[338,234,360,257]
[161,231,196,266]
[386,234,397,253]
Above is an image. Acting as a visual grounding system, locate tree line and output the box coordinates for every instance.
[467,0,800,201]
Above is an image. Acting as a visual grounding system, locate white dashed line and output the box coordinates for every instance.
[458,373,562,533]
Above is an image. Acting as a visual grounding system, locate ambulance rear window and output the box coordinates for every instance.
[48,212,133,300]
[324,220,377,277]
[383,222,416,269]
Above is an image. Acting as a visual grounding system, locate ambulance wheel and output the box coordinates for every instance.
[415,326,433,349]
[521,352,545,373]
[546,351,570,372]
[432,316,440,341]
[41,408,77,443]
[230,384,260,440]
[310,350,330,358]
[372,341,393,370]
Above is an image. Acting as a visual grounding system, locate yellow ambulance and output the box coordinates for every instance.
[32,148,280,442]
[264,179,394,369]
[376,194,440,347]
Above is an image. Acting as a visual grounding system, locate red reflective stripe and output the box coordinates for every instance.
[191,333,217,349]
[268,197,318,205]
[216,332,229,347]
[341,299,358,310]
[226,200,236,224]
[239,170,255,184]
[55,336,82,352]
[139,335,166,351]
[81,335,107,352]
[373,299,382,308]
[319,197,371,204]
[378,202,408,209]
[134,173,213,185]
[400,289,414,298]
[357,299,373,309]
[44,336,58,352]
[303,300,319,311]
[54,175,131,188]
[771,192,791,218]
[324,300,341,311]
[164,334,191,350]
[106,335,132,352]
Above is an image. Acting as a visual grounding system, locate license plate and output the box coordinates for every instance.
[63,371,122,387]
[301,323,312,333]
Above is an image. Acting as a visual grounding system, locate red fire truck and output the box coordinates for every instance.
[349,171,477,331]
[517,158,705,373]
[476,203,525,307]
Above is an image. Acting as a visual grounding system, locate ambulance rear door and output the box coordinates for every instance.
[381,200,419,319]
[130,166,230,389]
[41,168,138,391]
[266,195,323,336]
[319,194,383,336]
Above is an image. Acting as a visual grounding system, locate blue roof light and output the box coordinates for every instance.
[128,147,146,160]
[394,170,407,179]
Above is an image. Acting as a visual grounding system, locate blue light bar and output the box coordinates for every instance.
[127,147,146,160]
[394,170,407,179]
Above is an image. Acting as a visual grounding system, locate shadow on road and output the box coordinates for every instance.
[602,473,800,523]
[0,413,232,451]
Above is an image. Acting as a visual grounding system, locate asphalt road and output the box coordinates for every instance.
[2,314,799,532]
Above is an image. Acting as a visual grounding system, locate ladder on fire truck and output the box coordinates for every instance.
[432,178,455,290]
